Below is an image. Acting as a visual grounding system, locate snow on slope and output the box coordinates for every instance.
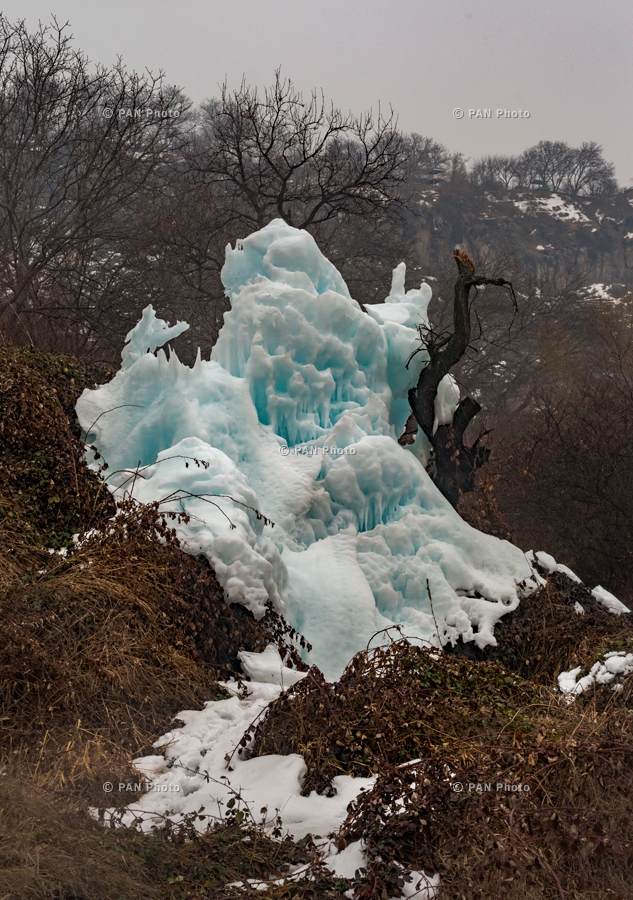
[558,651,633,701]
[97,647,440,894]
[98,649,376,840]
[513,193,590,223]
[76,219,536,680]
[526,550,630,615]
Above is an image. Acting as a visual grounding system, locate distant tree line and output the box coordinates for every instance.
[469,141,617,195]
[0,14,631,608]
[0,15,622,363]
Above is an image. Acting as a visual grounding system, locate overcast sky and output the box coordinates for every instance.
[6,0,633,184]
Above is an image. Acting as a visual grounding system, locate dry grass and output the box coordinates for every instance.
[0,505,283,803]
[0,346,330,899]
[253,638,633,898]
[448,569,633,685]
[0,774,156,900]
[0,771,351,900]
[0,345,292,802]
[0,346,115,546]
[343,691,633,898]
[253,639,541,795]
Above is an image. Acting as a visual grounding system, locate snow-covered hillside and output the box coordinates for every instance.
[76,220,536,680]
[415,184,633,295]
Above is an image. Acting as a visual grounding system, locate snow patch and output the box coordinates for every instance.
[558,651,633,700]
[527,551,629,614]
[97,658,375,840]
[583,283,617,301]
[238,644,308,687]
[592,585,630,615]
[513,193,590,223]
[433,374,460,434]
[527,551,582,585]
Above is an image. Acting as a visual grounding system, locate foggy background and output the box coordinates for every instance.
[2,0,633,597]
[7,0,633,183]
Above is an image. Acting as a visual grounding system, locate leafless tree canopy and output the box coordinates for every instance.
[0,15,624,363]
[470,140,617,195]
[0,15,192,354]
[0,27,420,358]
[195,70,410,231]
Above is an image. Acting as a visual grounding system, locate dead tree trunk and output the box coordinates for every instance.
[405,249,515,508]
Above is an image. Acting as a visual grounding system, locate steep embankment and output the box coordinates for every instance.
[0,347,318,900]
[415,185,633,292]
[3,242,633,896]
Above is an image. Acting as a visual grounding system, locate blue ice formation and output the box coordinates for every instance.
[76,219,535,680]
[120,304,190,371]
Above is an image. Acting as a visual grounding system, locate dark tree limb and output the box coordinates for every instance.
[406,249,516,507]
[397,411,418,446]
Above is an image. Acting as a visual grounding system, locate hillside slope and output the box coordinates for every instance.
[4,225,633,898]
[413,185,633,293]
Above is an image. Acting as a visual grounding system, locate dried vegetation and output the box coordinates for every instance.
[3,345,633,898]
[0,347,322,899]
[254,637,633,899]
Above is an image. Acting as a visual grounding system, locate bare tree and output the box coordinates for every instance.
[0,15,190,351]
[493,302,633,601]
[194,70,410,232]
[564,142,617,196]
[520,141,574,191]
[470,155,518,191]
[119,165,247,358]
[405,250,516,507]
[404,133,450,186]
[470,142,618,196]
[437,249,591,429]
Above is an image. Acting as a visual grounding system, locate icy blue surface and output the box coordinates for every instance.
[120,305,190,371]
[76,220,535,680]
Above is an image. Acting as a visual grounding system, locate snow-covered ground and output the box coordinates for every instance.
[558,651,633,700]
[76,219,537,680]
[527,550,632,704]
[97,646,374,840]
[95,644,437,896]
[581,282,622,302]
[513,193,590,223]
[526,550,630,616]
